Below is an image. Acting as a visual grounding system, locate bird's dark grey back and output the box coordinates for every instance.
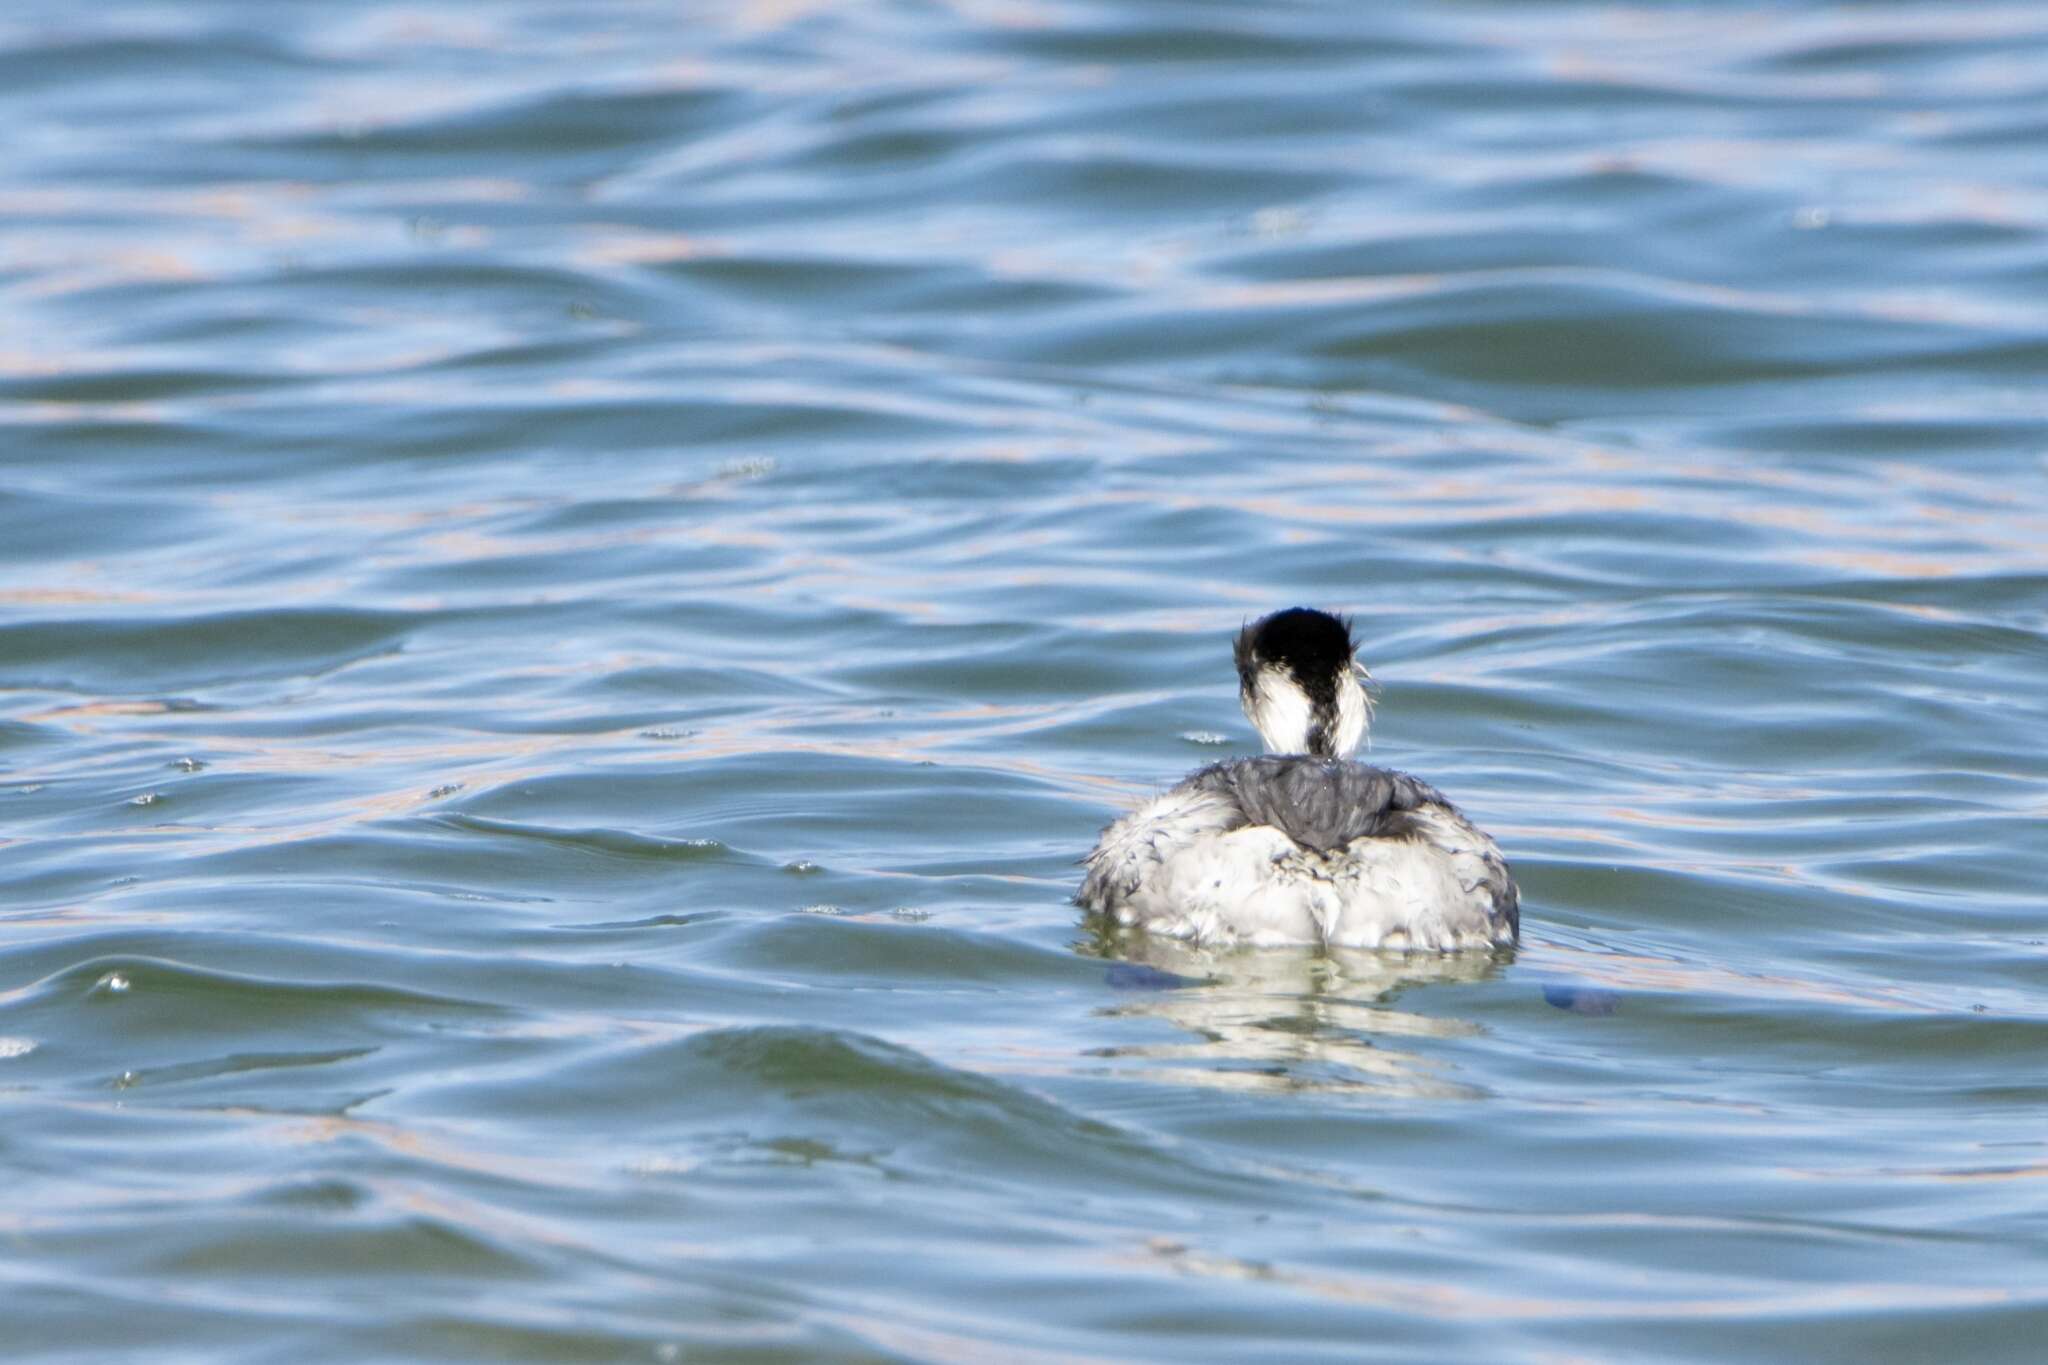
[1187,756,1449,854]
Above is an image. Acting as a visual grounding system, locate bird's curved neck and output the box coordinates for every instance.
[1244,667,1368,758]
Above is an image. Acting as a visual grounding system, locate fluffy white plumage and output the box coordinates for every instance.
[1242,649,1372,759]
[1242,667,1316,757]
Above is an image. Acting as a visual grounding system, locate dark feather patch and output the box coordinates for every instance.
[1234,608,1355,693]
[1187,755,1444,854]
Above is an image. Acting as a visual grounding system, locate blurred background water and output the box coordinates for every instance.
[4,1,2048,1360]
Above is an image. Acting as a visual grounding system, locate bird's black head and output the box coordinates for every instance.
[1233,607,1368,757]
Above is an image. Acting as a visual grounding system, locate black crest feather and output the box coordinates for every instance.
[1233,608,1355,690]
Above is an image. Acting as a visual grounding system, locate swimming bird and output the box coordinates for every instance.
[1080,608,1517,950]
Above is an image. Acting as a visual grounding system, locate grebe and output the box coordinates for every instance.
[1079,608,1517,950]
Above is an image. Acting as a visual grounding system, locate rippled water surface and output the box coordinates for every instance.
[6,2,2048,1359]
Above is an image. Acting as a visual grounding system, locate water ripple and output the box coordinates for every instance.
[6,0,2048,1358]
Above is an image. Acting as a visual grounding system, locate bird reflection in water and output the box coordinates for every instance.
[1077,922,1512,1100]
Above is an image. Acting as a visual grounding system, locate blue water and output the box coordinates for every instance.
[5,2,2048,1359]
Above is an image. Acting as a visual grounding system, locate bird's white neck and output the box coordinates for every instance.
[1243,666,1370,758]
